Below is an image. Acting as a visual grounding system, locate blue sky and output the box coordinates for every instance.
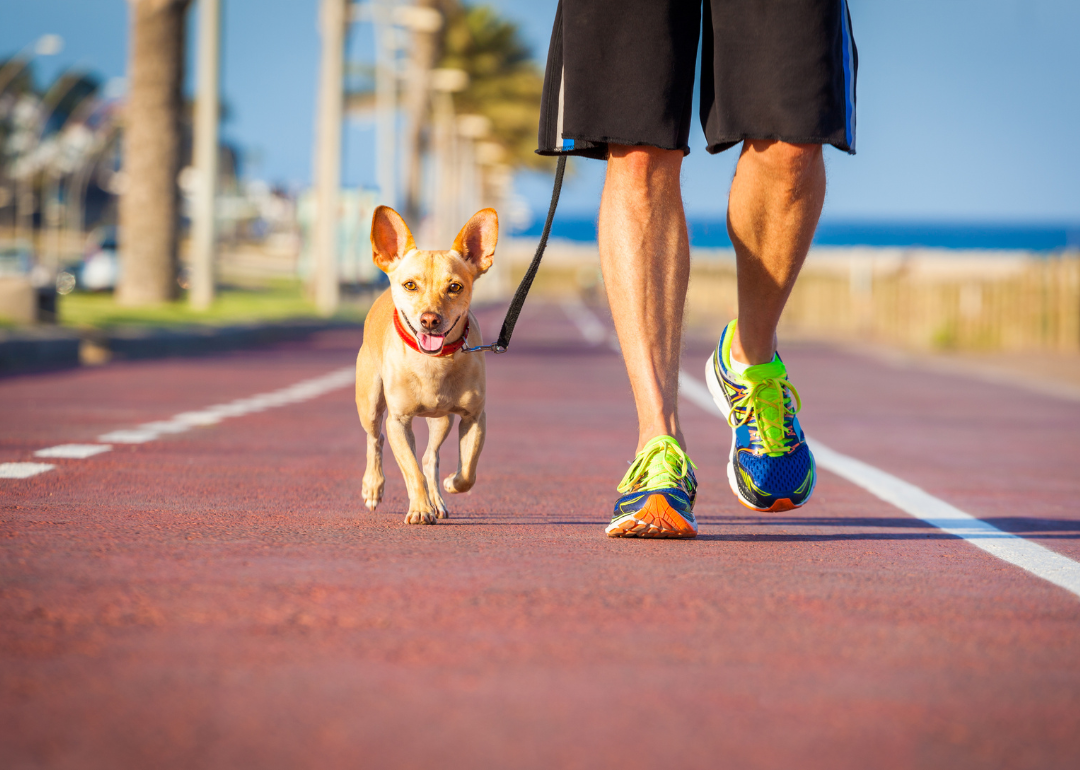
[3,0,1078,224]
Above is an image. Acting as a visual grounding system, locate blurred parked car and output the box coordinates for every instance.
[76,226,121,292]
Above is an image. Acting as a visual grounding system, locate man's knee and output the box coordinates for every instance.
[608,144,683,182]
[742,140,823,184]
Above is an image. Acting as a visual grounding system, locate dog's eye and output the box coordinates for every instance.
[448,282,463,294]
[403,280,417,291]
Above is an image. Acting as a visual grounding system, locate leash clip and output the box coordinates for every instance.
[461,343,507,354]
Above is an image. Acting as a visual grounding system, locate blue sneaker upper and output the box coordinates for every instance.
[712,321,816,511]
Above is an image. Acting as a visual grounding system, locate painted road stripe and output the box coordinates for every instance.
[562,297,617,348]
[90,367,356,446]
[678,370,1080,600]
[6,368,357,479]
[98,429,161,444]
[0,462,55,479]
[34,444,112,459]
[561,300,1080,599]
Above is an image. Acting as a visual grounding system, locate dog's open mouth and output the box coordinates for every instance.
[416,332,446,354]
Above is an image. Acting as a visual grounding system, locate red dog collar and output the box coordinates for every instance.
[393,309,470,357]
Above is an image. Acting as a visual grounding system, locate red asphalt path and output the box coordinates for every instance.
[2,302,1079,769]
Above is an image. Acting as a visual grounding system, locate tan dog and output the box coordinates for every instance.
[355,206,497,524]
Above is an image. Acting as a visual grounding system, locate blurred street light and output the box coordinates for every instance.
[429,67,468,246]
[34,35,64,57]
[190,0,222,311]
[312,0,348,316]
[430,67,469,94]
[394,5,441,32]
[0,34,64,96]
[373,0,397,209]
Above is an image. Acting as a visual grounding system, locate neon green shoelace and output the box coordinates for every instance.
[728,376,803,457]
[617,437,697,495]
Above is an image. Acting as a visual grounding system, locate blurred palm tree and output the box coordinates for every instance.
[117,0,191,306]
[438,3,547,172]
[399,1,548,222]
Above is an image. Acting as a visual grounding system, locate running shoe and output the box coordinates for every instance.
[705,320,816,512]
[606,435,698,538]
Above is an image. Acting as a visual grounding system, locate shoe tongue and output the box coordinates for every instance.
[641,435,679,453]
[417,332,445,352]
[741,361,788,451]
[643,436,681,479]
[741,359,786,383]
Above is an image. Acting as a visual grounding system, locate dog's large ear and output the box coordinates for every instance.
[371,206,416,272]
[452,208,498,274]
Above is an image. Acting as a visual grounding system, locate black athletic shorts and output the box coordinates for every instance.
[537,0,858,159]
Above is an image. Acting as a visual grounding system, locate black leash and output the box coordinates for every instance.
[462,154,567,355]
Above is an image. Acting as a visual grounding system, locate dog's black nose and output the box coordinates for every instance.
[420,312,442,331]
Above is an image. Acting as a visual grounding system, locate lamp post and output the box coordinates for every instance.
[312,0,347,316]
[372,0,396,209]
[189,0,221,310]
[429,67,468,247]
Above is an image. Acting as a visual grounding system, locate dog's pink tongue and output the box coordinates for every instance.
[418,332,445,352]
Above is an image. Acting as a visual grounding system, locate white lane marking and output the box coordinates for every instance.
[677,371,1080,601]
[93,367,356,446]
[563,299,1080,600]
[139,420,192,435]
[561,299,620,350]
[98,429,161,444]
[34,444,112,459]
[5,367,357,480]
[811,443,1080,598]
[1,462,55,479]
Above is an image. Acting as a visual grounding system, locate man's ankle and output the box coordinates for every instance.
[730,324,777,367]
[636,431,683,454]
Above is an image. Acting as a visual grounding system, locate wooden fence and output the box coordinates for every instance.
[501,241,1080,353]
[687,248,1080,353]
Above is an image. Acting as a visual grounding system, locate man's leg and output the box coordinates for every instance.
[599,144,698,539]
[727,140,826,365]
[705,139,824,513]
[598,144,690,453]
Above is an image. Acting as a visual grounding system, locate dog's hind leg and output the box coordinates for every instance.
[423,415,454,518]
[444,410,486,494]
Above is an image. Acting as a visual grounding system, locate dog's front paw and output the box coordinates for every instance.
[404,508,438,525]
[443,473,474,495]
[362,480,384,511]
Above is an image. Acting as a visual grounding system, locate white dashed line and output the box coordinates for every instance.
[34,444,113,459]
[564,299,1080,600]
[97,429,161,444]
[1,462,55,479]
[91,367,356,446]
[7,367,356,479]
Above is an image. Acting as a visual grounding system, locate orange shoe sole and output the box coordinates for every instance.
[606,493,698,538]
[734,494,800,513]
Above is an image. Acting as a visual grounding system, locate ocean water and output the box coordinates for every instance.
[516,217,1080,252]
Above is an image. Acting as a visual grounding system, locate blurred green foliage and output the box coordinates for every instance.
[440,4,553,171]
[58,280,366,329]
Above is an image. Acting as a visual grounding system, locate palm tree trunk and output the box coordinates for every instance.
[117,0,191,305]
